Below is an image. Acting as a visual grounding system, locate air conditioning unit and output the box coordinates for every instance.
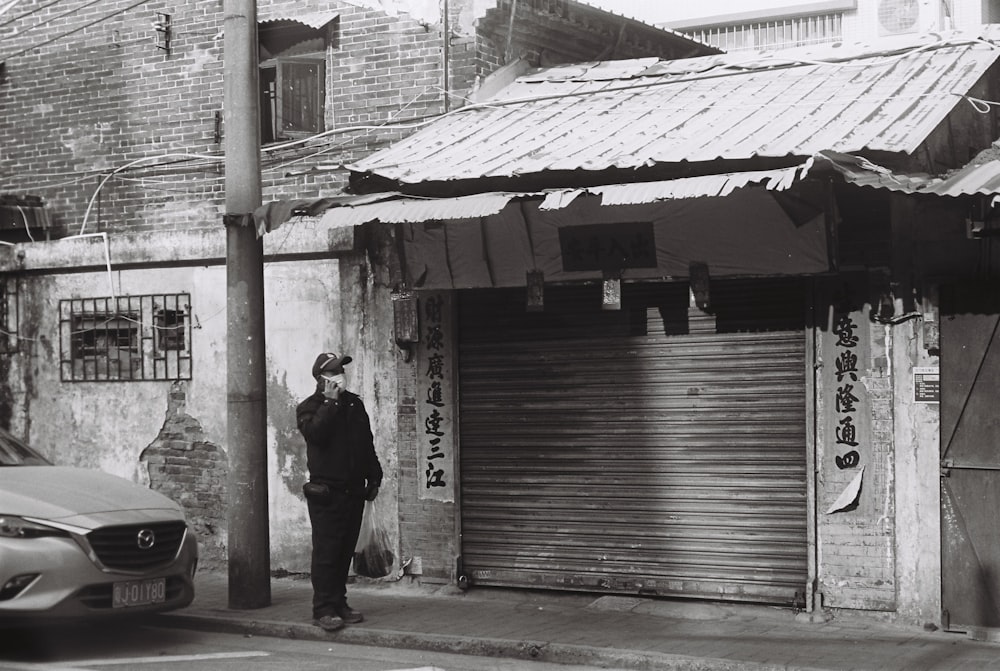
[876,0,921,35]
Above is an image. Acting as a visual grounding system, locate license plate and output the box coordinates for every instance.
[112,578,166,608]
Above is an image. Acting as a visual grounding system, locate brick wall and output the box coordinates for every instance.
[395,291,458,583]
[0,0,449,237]
[140,382,228,569]
[1,0,710,237]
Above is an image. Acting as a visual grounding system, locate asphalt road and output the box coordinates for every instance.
[0,622,627,671]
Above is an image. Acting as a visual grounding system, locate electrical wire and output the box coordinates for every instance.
[7,0,104,37]
[1,0,155,61]
[0,0,63,29]
[266,84,435,171]
[16,204,33,242]
[78,152,223,235]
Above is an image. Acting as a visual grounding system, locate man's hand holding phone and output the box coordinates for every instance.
[323,376,342,401]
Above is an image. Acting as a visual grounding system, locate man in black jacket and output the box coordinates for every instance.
[297,351,383,632]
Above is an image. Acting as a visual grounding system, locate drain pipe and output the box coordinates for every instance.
[805,278,820,615]
[442,0,450,113]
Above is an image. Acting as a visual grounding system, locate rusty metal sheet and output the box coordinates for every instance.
[314,165,807,228]
[348,32,1000,185]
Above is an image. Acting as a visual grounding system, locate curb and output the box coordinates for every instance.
[154,612,827,671]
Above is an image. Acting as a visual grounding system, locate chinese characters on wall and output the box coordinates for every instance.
[833,313,862,471]
[417,292,454,502]
[824,304,870,515]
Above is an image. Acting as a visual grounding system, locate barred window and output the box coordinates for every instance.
[60,294,192,382]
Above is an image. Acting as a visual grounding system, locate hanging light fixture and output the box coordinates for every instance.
[392,288,419,361]
[154,13,172,56]
[526,269,544,312]
[602,269,622,311]
[689,261,710,311]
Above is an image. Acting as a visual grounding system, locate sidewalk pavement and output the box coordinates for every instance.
[155,569,1000,671]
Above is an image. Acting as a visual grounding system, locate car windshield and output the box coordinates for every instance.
[0,429,51,466]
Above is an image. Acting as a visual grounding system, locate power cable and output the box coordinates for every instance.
[0,0,63,29]
[1,0,154,61]
[10,0,103,37]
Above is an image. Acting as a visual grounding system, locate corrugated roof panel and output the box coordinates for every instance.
[348,33,1000,184]
[321,193,519,228]
[933,161,1000,195]
[258,10,339,29]
[811,151,1000,197]
[314,166,808,229]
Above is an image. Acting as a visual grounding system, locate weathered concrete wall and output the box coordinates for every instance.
[2,255,353,572]
[891,314,942,626]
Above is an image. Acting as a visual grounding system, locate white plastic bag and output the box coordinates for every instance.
[354,499,375,553]
[353,499,393,578]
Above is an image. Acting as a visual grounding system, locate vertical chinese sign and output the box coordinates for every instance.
[819,286,896,610]
[823,307,870,514]
[832,312,864,472]
[417,291,455,502]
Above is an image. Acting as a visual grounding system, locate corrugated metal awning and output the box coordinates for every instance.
[259,10,339,30]
[258,10,338,57]
[346,29,1000,184]
[813,151,1000,198]
[306,165,808,233]
[255,153,1000,235]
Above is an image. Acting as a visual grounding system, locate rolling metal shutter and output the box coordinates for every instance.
[458,280,808,604]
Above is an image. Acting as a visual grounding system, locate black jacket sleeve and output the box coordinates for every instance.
[296,389,338,444]
[354,399,383,487]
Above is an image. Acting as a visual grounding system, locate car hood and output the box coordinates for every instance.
[0,466,184,524]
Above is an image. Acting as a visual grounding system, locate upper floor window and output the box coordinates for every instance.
[258,13,337,144]
[260,58,326,142]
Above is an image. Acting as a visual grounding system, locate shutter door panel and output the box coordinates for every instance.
[459,281,808,603]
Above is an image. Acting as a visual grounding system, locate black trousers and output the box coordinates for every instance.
[306,489,365,619]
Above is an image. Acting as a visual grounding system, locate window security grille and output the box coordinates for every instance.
[686,13,843,52]
[59,294,192,382]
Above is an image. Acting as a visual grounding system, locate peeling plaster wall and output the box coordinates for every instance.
[263,259,351,572]
[338,250,401,579]
[6,257,346,572]
[891,316,942,626]
[140,382,229,569]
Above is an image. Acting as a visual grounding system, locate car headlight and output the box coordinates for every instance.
[0,516,70,539]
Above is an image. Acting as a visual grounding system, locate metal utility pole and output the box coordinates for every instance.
[223,0,270,609]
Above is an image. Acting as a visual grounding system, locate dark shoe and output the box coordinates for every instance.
[314,614,345,632]
[334,603,364,624]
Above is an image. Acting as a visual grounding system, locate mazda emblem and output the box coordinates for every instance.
[137,529,156,550]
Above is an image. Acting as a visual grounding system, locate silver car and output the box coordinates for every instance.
[0,429,197,622]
